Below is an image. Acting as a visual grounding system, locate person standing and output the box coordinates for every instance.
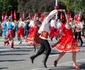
[1,17,9,45]
[30,9,60,68]
[25,17,30,38]
[7,17,15,48]
[74,18,83,46]
[52,10,80,70]
[18,18,26,44]
[25,16,40,52]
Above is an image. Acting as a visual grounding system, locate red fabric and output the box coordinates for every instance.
[2,13,4,21]
[18,27,25,37]
[26,26,40,45]
[14,10,17,20]
[22,11,25,20]
[53,25,80,52]
[49,27,55,38]
[7,30,14,38]
[10,11,13,17]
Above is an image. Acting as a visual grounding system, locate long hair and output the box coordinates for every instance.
[60,12,66,24]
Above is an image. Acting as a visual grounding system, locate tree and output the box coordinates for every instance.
[17,0,55,17]
[59,0,85,19]
[0,0,12,13]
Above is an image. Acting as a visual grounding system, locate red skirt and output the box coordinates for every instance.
[49,27,55,38]
[18,27,24,37]
[7,30,14,38]
[53,35,80,52]
[26,27,40,45]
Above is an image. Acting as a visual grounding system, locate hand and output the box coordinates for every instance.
[57,9,62,12]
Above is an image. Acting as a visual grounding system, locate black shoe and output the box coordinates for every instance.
[30,56,34,63]
[42,61,47,68]
[80,42,83,46]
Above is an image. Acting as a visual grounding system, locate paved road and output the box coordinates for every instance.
[0,37,85,70]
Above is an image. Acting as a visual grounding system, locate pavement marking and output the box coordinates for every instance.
[31,58,85,70]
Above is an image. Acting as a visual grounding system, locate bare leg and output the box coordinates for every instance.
[54,52,66,67]
[10,38,14,48]
[19,36,22,44]
[56,52,66,61]
[72,51,80,70]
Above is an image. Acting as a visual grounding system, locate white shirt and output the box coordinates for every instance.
[75,22,83,32]
[50,19,57,28]
[38,10,58,39]
[18,21,25,28]
[29,20,35,27]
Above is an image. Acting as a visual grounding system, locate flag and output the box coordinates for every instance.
[14,10,16,20]
[28,12,30,18]
[10,11,13,17]
[2,13,5,21]
[5,12,8,19]
[22,11,25,20]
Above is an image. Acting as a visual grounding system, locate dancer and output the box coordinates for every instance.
[30,9,60,68]
[7,17,15,48]
[1,17,9,45]
[52,10,80,70]
[74,17,83,46]
[26,16,40,52]
[18,18,25,44]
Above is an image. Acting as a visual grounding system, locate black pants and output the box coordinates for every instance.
[75,31,83,46]
[31,38,51,63]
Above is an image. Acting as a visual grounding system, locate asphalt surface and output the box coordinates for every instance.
[0,37,85,70]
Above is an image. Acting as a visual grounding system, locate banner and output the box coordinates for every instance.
[2,13,4,21]
[14,10,16,20]
[22,11,25,20]
[10,11,13,17]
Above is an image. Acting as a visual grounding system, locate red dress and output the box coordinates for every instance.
[53,24,80,52]
[49,27,55,38]
[18,27,25,37]
[25,26,40,45]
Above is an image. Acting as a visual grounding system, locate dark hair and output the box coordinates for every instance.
[60,12,66,24]
[60,18,66,24]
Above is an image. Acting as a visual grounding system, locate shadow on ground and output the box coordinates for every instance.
[49,63,85,70]
[0,67,8,69]
[0,59,25,62]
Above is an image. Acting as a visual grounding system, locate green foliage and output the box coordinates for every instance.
[0,0,12,13]
[59,0,85,19]
[0,0,17,14]
[0,0,85,19]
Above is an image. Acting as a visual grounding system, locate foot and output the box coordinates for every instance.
[4,41,6,46]
[73,65,80,70]
[54,60,58,67]
[11,43,14,48]
[80,42,83,46]
[4,41,9,46]
[30,56,34,63]
[42,61,47,68]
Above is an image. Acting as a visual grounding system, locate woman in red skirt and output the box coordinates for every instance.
[18,18,25,44]
[26,17,40,52]
[52,10,80,70]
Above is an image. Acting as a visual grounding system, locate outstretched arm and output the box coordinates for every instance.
[63,10,68,24]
